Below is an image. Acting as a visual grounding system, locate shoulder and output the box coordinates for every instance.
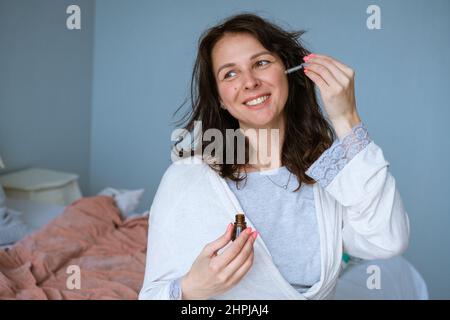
[159,156,211,189]
[149,156,215,220]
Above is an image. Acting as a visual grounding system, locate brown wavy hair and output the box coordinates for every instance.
[173,13,335,190]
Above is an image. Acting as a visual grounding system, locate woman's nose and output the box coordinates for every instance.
[242,71,261,90]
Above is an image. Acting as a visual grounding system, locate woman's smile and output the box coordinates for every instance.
[243,93,271,110]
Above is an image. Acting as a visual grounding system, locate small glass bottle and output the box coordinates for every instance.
[232,213,247,241]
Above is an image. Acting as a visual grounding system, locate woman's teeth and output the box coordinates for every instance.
[244,95,270,106]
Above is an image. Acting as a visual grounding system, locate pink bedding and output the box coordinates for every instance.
[0,196,148,299]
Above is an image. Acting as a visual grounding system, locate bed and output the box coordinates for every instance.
[0,196,147,299]
[334,255,428,299]
[0,196,428,299]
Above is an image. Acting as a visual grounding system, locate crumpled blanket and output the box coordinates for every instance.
[0,196,148,299]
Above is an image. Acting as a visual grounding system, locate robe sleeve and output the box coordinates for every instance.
[138,164,190,300]
[306,123,410,260]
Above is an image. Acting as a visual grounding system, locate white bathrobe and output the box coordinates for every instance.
[139,141,410,299]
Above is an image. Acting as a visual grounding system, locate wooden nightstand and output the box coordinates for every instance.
[0,168,82,206]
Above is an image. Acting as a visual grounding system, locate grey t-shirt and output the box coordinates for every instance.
[226,166,321,293]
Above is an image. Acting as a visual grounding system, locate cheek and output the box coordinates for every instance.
[274,71,288,87]
[272,72,289,96]
[260,68,286,89]
[281,76,289,96]
[268,72,289,109]
[219,84,239,103]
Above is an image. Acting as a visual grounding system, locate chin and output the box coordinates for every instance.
[245,107,281,128]
[244,115,279,129]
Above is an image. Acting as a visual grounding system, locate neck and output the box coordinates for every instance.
[239,115,286,172]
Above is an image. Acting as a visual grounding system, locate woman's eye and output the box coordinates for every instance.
[223,60,271,80]
[224,70,237,79]
[256,60,271,67]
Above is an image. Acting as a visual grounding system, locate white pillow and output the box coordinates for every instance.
[0,183,31,246]
[98,187,145,218]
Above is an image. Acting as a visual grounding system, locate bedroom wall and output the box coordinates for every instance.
[90,0,450,299]
[0,0,94,193]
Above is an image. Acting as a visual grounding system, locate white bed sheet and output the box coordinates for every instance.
[4,197,65,233]
[334,255,428,299]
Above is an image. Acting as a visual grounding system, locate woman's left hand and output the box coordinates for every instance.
[303,53,361,138]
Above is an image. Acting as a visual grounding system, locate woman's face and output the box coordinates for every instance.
[212,33,289,129]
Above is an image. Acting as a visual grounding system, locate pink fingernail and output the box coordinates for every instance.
[246,227,253,234]
[252,231,259,239]
[303,53,316,62]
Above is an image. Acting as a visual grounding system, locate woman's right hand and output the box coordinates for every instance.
[180,223,258,300]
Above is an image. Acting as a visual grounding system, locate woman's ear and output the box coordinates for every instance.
[219,99,227,110]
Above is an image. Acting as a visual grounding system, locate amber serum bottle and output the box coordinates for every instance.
[232,213,247,241]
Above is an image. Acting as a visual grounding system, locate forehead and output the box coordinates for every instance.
[211,33,268,69]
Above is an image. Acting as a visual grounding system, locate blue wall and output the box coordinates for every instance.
[0,0,94,192]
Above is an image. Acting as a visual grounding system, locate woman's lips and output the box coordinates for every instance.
[243,95,271,110]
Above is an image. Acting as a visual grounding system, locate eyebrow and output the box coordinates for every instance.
[216,51,274,77]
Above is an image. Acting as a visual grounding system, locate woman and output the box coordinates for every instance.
[139,13,410,300]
